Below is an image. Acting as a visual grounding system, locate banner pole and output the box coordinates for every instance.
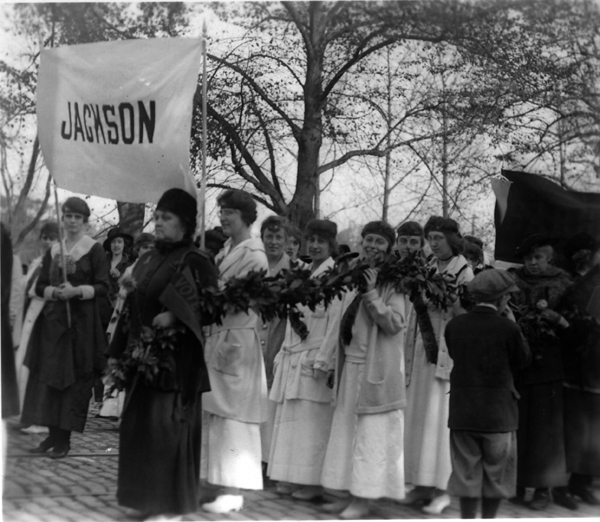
[199,20,208,250]
[52,179,72,328]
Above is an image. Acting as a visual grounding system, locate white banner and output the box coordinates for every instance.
[37,38,201,203]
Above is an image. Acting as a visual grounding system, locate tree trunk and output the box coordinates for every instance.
[116,202,145,237]
[287,3,326,231]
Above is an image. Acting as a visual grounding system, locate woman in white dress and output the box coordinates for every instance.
[200,189,269,514]
[402,216,474,514]
[268,219,341,499]
[258,216,292,468]
[17,222,59,434]
[321,221,408,519]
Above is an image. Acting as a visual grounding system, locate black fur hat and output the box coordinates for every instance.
[156,188,197,237]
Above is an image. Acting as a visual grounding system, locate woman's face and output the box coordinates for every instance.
[362,233,389,265]
[427,231,453,260]
[219,208,247,238]
[307,234,330,263]
[524,247,552,275]
[397,235,422,259]
[111,237,125,256]
[154,210,186,242]
[262,228,287,261]
[285,236,301,260]
[40,234,58,253]
[62,212,85,236]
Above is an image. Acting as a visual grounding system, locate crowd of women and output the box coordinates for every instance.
[2,185,599,521]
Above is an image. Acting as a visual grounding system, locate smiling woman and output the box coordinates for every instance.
[200,189,269,514]
[320,220,408,518]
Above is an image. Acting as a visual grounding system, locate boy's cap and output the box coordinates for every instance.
[467,269,520,302]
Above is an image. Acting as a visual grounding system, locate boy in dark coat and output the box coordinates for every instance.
[444,269,531,518]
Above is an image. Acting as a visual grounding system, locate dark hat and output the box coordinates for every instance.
[464,235,484,249]
[467,269,520,302]
[304,219,337,241]
[564,233,599,261]
[463,241,484,265]
[62,197,90,218]
[424,216,459,237]
[134,232,155,248]
[361,220,396,249]
[156,188,197,237]
[103,227,134,252]
[204,227,227,250]
[217,189,257,225]
[397,221,423,238]
[515,233,556,258]
[39,222,59,240]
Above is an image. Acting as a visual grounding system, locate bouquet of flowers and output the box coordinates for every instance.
[513,299,559,362]
[106,322,185,395]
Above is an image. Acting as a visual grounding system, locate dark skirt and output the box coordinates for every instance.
[117,382,202,516]
[517,380,568,487]
[564,386,600,476]
[21,372,95,432]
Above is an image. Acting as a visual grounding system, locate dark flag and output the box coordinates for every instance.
[492,170,600,263]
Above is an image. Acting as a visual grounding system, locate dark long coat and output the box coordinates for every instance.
[108,240,218,516]
[21,237,109,432]
[509,265,572,487]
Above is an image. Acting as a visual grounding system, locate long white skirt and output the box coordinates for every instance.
[404,334,451,490]
[260,398,277,464]
[267,397,334,485]
[321,362,405,500]
[200,412,263,490]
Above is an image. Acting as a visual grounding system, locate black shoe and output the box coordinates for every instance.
[569,487,599,506]
[552,488,578,510]
[509,486,526,506]
[28,437,55,454]
[48,444,70,459]
[529,489,550,511]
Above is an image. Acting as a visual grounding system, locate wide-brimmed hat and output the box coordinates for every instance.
[103,227,134,252]
[467,269,520,302]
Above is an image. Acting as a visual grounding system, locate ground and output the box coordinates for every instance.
[3,406,600,521]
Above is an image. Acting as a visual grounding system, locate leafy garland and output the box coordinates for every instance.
[107,252,460,391]
[199,252,459,327]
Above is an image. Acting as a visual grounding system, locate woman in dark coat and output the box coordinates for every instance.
[21,197,109,458]
[508,234,575,510]
[108,188,218,519]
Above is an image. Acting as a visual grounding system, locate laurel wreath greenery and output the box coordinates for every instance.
[106,252,461,392]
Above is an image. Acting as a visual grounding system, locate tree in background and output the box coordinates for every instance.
[193,0,600,232]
